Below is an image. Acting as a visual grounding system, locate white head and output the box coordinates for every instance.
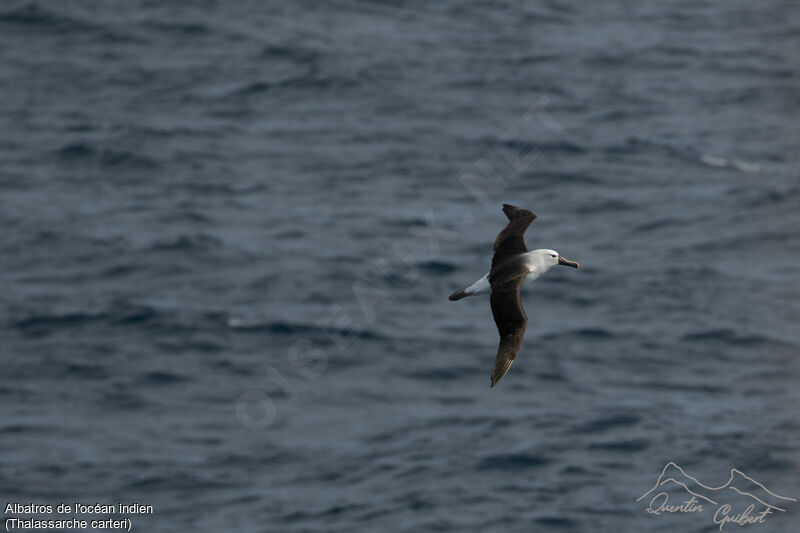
[530,249,580,272]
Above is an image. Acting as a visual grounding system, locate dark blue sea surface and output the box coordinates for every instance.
[1,1,799,532]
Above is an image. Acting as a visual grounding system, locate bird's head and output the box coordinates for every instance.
[533,249,580,270]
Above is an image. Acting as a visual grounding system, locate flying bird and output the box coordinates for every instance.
[449,204,579,387]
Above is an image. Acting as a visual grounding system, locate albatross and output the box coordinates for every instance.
[449,204,580,387]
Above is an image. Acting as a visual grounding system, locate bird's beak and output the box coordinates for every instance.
[558,256,580,268]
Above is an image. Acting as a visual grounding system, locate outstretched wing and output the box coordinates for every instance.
[492,204,536,269]
[489,268,528,387]
[501,203,533,221]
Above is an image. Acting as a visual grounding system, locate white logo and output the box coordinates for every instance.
[637,462,797,530]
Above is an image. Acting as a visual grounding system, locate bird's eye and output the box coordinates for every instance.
[551,255,557,258]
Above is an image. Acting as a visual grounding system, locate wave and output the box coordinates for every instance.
[101,389,150,410]
[516,139,587,155]
[587,439,649,452]
[0,3,138,46]
[10,302,223,335]
[522,171,603,186]
[542,328,617,340]
[1,3,111,36]
[574,199,637,214]
[477,453,550,471]
[570,414,641,435]
[165,181,267,196]
[624,380,729,394]
[147,234,223,252]
[699,154,761,173]
[124,471,231,491]
[62,364,109,380]
[0,424,50,435]
[14,311,105,330]
[261,44,321,66]
[632,216,680,233]
[403,366,474,381]
[419,260,458,275]
[227,317,386,341]
[138,371,185,386]
[735,184,800,208]
[535,517,579,528]
[601,137,763,173]
[681,328,774,347]
[229,72,360,96]
[55,142,159,169]
[141,20,211,35]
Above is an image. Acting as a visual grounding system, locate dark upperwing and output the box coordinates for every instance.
[488,262,529,387]
[491,204,536,270]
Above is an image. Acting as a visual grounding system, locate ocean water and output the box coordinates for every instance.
[1,1,799,532]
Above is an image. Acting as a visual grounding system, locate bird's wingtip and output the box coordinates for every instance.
[501,203,536,221]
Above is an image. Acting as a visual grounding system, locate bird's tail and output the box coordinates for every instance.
[448,289,468,301]
[450,273,490,301]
